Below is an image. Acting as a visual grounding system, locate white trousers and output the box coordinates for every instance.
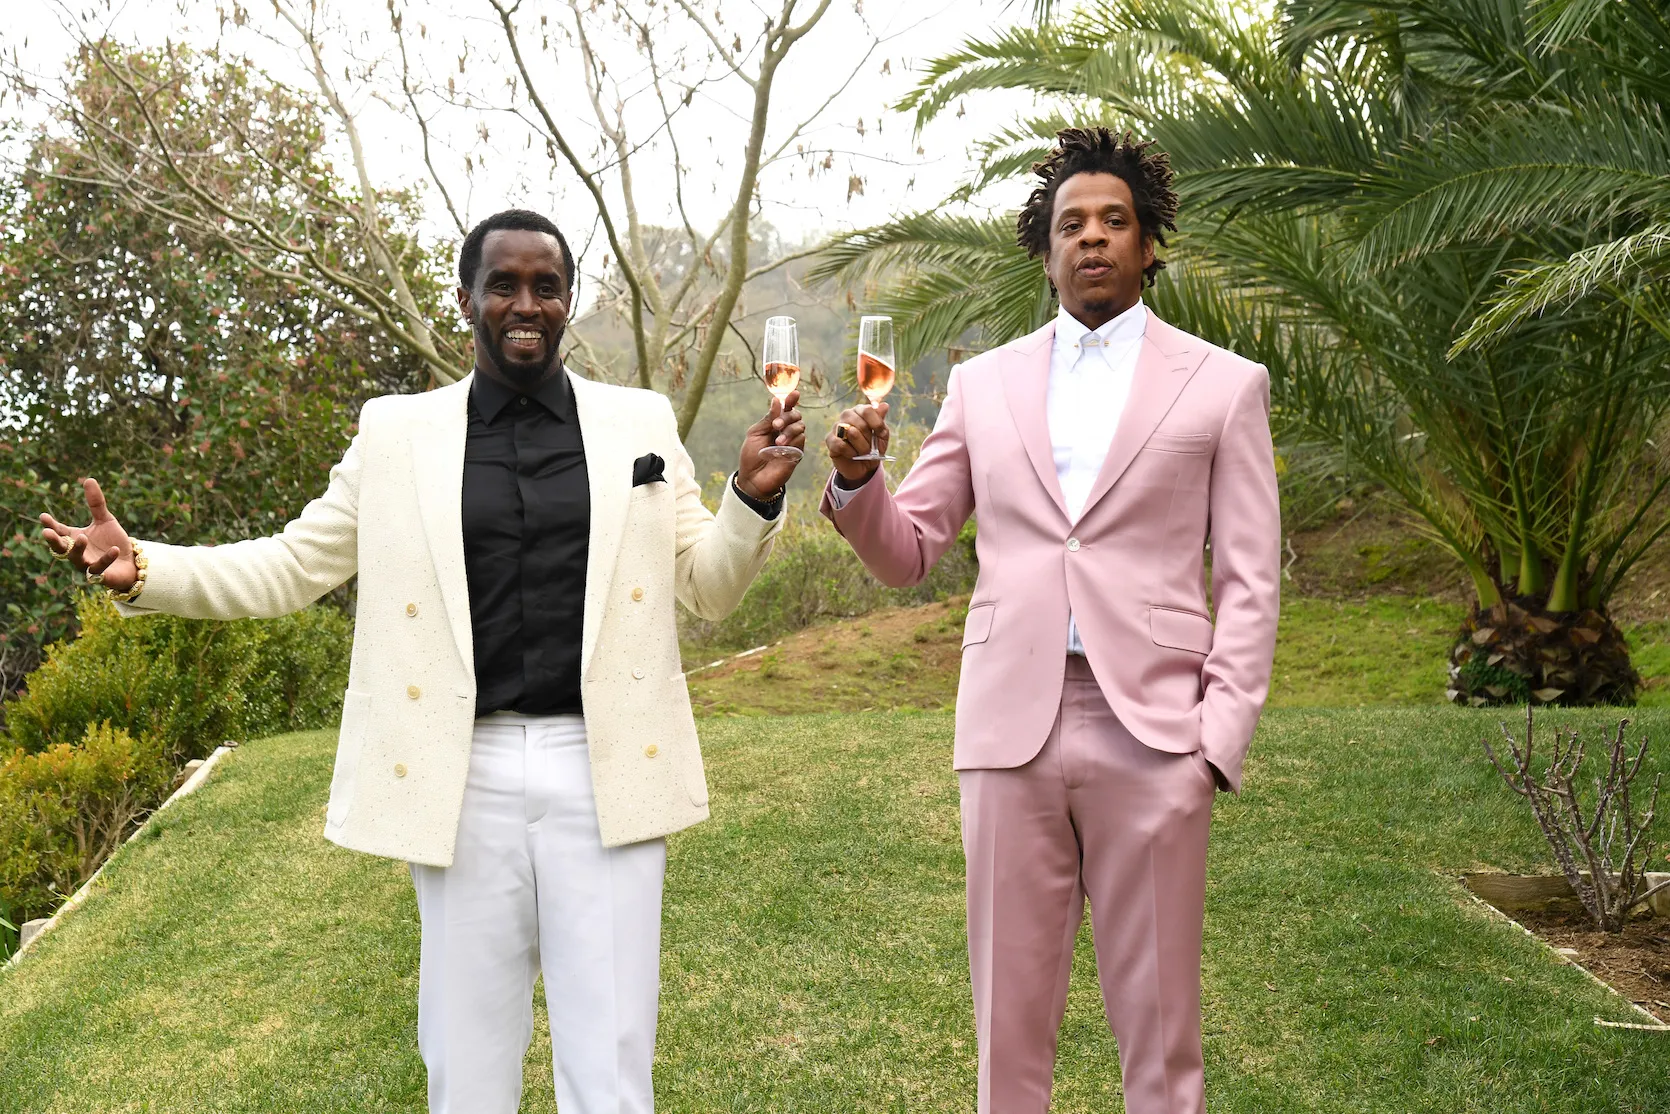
[410,715,666,1114]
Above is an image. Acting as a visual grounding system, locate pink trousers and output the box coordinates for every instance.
[959,655,1216,1114]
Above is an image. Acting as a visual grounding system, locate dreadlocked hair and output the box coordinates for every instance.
[1016,127,1178,288]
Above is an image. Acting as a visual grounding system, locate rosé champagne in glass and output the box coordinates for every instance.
[759,315,803,460]
[853,314,895,462]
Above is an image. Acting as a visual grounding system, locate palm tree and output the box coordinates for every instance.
[815,0,1670,705]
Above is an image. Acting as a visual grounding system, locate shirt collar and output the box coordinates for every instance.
[471,364,573,423]
[1054,299,1147,354]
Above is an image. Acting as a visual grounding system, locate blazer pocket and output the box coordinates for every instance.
[326,689,373,827]
[962,602,996,648]
[1150,606,1214,655]
[1146,432,1212,455]
[630,480,671,502]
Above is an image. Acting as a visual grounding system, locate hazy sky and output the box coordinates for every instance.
[5,0,1035,269]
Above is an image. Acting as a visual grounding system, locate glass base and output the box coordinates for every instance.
[758,444,804,460]
[851,451,894,462]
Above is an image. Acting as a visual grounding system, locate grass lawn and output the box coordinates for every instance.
[3,708,1668,1112]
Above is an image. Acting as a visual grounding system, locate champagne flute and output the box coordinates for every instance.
[853,314,895,462]
[759,315,803,460]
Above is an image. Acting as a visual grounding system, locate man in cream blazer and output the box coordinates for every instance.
[40,209,806,1113]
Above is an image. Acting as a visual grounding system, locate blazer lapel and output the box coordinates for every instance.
[1077,314,1211,520]
[411,375,474,673]
[1000,323,1069,521]
[570,371,633,678]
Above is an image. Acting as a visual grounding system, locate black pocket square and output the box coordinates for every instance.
[632,453,666,486]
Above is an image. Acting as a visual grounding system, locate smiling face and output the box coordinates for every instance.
[457,228,573,387]
[1043,171,1154,330]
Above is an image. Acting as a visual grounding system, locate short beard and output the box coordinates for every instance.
[476,319,563,385]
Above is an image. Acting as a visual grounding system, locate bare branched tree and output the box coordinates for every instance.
[9,0,892,420]
[1483,708,1665,932]
[477,0,880,434]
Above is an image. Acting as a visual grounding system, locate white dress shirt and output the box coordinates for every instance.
[1050,300,1146,653]
[829,300,1148,654]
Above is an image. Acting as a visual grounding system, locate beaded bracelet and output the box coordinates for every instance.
[106,542,148,604]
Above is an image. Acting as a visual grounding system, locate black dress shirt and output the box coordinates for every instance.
[463,371,590,717]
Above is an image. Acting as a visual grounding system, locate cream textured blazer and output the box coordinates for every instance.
[118,371,782,865]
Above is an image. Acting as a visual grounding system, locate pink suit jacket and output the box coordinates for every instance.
[821,312,1280,790]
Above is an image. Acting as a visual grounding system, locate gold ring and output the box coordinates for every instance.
[837,423,849,440]
[86,570,105,585]
[50,545,71,561]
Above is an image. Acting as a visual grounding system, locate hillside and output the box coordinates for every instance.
[686,510,1670,716]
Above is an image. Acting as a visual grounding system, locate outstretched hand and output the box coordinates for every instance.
[39,478,138,593]
[736,389,807,500]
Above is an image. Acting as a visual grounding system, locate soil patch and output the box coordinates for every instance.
[1509,907,1670,1021]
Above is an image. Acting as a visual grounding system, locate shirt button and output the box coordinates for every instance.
[644,745,659,758]
[393,763,408,778]
[1067,538,1081,552]
[632,668,646,680]
[407,685,421,700]
[631,587,645,602]
[405,602,418,617]
[517,396,529,407]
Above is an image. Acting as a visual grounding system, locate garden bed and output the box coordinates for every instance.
[1510,907,1669,1019]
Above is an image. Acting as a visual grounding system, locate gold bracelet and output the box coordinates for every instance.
[106,543,148,604]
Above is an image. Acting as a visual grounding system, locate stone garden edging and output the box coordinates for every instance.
[1459,873,1668,1031]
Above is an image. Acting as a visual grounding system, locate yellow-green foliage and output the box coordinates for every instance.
[0,722,172,925]
[0,595,353,939]
[4,594,353,764]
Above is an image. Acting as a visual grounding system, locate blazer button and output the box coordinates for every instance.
[1066,537,1081,552]
[407,685,421,700]
[644,744,659,758]
[632,668,646,680]
[631,587,645,602]
[406,602,418,617]
[393,763,408,778]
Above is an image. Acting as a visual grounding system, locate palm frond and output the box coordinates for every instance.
[811,213,1050,371]
[1349,97,1670,274]
[1454,223,1670,351]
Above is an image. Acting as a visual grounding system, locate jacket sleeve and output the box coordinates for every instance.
[818,364,976,588]
[1199,366,1281,791]
[667,398,783,621]
[116,414,365,621]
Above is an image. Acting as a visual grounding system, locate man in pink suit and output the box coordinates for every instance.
[821,128,1280,1113]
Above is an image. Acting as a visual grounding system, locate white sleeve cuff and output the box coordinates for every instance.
[826,477,864,510]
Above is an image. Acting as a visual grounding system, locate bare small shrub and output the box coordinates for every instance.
[1482,708,1665,932]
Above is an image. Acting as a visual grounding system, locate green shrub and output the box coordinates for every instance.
[243,603,354,735]
[4,594,267,764]
[0,596,353,931]
[0,721,173,925]
[4,594,354,763]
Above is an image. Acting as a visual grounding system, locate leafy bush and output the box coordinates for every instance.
[5,594,268,765]
[244,603,354,736]
[4,594,353,764]
[0,721,173,926]
[0,595,353,934]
